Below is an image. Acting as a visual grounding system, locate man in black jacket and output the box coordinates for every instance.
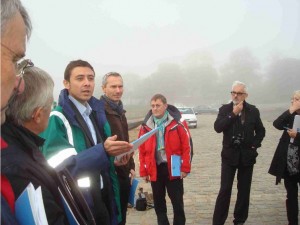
[100,72,135,225]
[1,0,32,224]
[212,81,266,225]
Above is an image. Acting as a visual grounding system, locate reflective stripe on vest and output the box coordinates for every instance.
[48,111,96,188]
[50,111,74,145]
[47,147,77,168]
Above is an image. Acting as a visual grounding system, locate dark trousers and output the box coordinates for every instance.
[151,163,185,225]
[213,163,254,225]
[284,174,300,225]
[118,175,131,225]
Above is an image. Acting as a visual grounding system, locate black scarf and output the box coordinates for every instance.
[101,95,124,116]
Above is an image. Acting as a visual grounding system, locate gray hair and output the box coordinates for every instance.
[293,90,300,99]
[102,72,122,86]
[6,67,54,125]
[232,81,248,93]
[1,0,32,39]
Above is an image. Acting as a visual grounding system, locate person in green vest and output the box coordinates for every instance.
[40,59,132,225]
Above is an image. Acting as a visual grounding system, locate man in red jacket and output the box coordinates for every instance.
[139,94,192,225]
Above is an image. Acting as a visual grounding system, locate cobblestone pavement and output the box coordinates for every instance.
[126,114,289,225]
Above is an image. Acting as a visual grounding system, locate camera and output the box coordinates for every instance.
[231,134,244,149]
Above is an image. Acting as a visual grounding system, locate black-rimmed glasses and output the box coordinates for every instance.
[230,91,245,96]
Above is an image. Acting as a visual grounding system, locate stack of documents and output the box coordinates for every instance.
[15,183,48,225]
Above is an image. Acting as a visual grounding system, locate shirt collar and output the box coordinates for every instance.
[68,95,92,116]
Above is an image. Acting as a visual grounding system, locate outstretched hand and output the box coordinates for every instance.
[104,135,133,156]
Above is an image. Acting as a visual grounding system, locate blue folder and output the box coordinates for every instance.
[171,155,181,177]
[128,178,139,206]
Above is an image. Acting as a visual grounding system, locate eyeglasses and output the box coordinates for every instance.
[16,59,34,91]
[231,91,246,96]
[6,59,34,108]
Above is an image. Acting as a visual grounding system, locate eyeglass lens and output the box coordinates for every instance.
[231,91,245,96]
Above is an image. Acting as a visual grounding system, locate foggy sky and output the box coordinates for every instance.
[22,0,300,101]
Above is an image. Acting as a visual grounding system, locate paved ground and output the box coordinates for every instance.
[126,114,289,225]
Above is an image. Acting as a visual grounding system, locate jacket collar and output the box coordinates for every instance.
[58,89,105,126]
[1,121,46,162]
[230,100,251,111]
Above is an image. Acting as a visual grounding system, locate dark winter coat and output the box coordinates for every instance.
[268,110,300,184]
[1,122,68,225]
[214,101,265,166]
[100,96,135,179]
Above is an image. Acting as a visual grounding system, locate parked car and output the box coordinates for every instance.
[177,107,198,128]
[193,105,218,114]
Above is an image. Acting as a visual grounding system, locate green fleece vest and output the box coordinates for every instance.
[40,106,122,223]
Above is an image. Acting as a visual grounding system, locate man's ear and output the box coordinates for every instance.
[63,79,70,89]
[163,103,168,110]
[32,107,43,124]
[102,85,106,93]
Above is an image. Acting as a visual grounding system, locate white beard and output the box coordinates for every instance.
[232,100,239,105]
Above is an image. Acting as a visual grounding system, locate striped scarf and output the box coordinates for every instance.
[153,111,168,151]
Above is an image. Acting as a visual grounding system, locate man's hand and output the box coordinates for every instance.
[141,176,150,183]
[104,135,133,156]
[287,128,298,139]
[233,101,244,116]
[181,172,188,179]
[114,154,130,166]
[289,99,300,114]
[129,169,136,184]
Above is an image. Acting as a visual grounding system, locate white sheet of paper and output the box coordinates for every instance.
[115,127,159,161]
[291,115,300,143]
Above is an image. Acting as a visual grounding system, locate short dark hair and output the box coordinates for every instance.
[64,59,95,81]
[151,94,167,104]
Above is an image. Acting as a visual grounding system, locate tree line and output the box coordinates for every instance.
[95,48,300,113]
